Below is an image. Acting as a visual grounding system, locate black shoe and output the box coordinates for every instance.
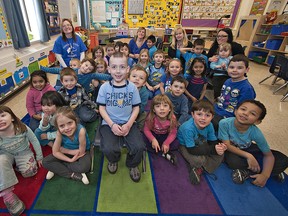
[71,173,89,184]
[189,167,203,185]
[162,152,177,165]
[232,169,250,184]
[107,162,118,174]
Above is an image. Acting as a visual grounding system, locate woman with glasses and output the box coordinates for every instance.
[52,19,87,88]
[207,28,244,63]
[207,28,244,99]
[168,25,193,69]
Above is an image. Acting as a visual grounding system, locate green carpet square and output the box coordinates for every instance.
[97,150,157,214]
[33,150,102,212]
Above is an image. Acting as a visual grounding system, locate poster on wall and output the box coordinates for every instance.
[127,0,144,15]
[90,0,123,28]
[125,0,182,28]
[0,6,13,49]
[250,0,268,15]
[181,0,242,28]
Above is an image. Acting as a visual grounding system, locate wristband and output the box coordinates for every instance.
[110,122,115,129]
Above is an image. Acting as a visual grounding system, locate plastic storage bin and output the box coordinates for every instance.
[271,25,288,35]
[267,55,275,65]
[248,51,267,59]
[266,39,282,50]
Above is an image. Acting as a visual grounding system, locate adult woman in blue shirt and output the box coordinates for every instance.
[128,27,149,63]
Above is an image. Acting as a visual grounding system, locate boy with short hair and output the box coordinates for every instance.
[177,100,227,185]
[96,52,145,183]
[180,38,208,78]
[147,35,157,62]
[129,65,149,130]
[218,99,288,186]
[58,68,98,124]
[146,50,166,98]
[104,43,115,65]
[213,54,256,131]
[165,76,190,125]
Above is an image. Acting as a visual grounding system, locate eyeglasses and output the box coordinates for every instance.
[217,35,228,38]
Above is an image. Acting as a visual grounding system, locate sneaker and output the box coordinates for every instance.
[107,162,118,174]
[46,171,54,180]
[162,152,177,165]
[129,167,141,183]
[71,173,89,185]
[232,169,250,184]
[276,172,285,183]
[4,193,25,216]
[189,167,203,185]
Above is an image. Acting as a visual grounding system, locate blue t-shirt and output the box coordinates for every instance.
[177,118,217,148]
[96,80,141,125]
[186,76,208,100]
[218,117,270,153]
[62,124,90,151]
[146,65,166,87]
[52,35,87,67]
[210,56,232,76]
[214,78,256,118]
[128,39,149,62]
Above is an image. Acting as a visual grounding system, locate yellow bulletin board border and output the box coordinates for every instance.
[124,0,182,28]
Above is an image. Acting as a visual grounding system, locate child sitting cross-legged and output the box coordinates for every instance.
[143,94,179,165]
[218,99,288,187]
[177,100,227,185]
[165,76,190,125]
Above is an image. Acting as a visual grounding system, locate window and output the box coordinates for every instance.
[19,0,40,42]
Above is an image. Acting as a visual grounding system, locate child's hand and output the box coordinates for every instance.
[221,63,226,70]
[33,114,42,121]
[111,123,123,136]
[40,133,48,140]
[251,173,268,187]
[153,84,160,90]
[42,113,49,126]
[147,85,154,91]
[70,151,80,162]
[161,144,169,154]
[37,160,43,168]
[120,124,131,136]
[247,154,261,173]
[151,139,160,153]
[209,55,219,62]
[215,143,227,155]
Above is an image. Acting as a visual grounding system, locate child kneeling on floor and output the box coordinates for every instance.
[177,100,227,185]
[42,106,91,185]
[96,52,145,183]
[218,99,288,187]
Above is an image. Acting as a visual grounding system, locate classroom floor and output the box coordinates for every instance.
[3,61,288,173]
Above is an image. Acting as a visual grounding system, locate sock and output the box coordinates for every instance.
[0,187,14,198]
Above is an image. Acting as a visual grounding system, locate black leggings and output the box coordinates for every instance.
[225,144,288,176]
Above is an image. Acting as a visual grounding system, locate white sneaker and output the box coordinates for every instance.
[81,173,89,185]
[46,171,54,180]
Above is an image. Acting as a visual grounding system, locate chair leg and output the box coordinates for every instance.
[259,74,274,84]
[273,82,288,94]
[142,149,146,173]
[90,144,94,174]
[280,91,288,102]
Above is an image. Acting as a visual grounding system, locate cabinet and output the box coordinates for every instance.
[44,0,61,36]
[238,14,288,65]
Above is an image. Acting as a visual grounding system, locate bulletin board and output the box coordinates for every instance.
[0,5,13,49]
[181,0,242,28]
[89,0,124,28]
[249,0,268,15]
[124,0,182,28]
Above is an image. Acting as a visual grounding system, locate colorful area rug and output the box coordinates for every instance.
[1,116,287,215]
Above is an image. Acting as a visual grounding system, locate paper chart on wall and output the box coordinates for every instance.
[91,1,106,22]
[0,6,13,49]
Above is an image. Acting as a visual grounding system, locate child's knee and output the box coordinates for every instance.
[21,164,38,178]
